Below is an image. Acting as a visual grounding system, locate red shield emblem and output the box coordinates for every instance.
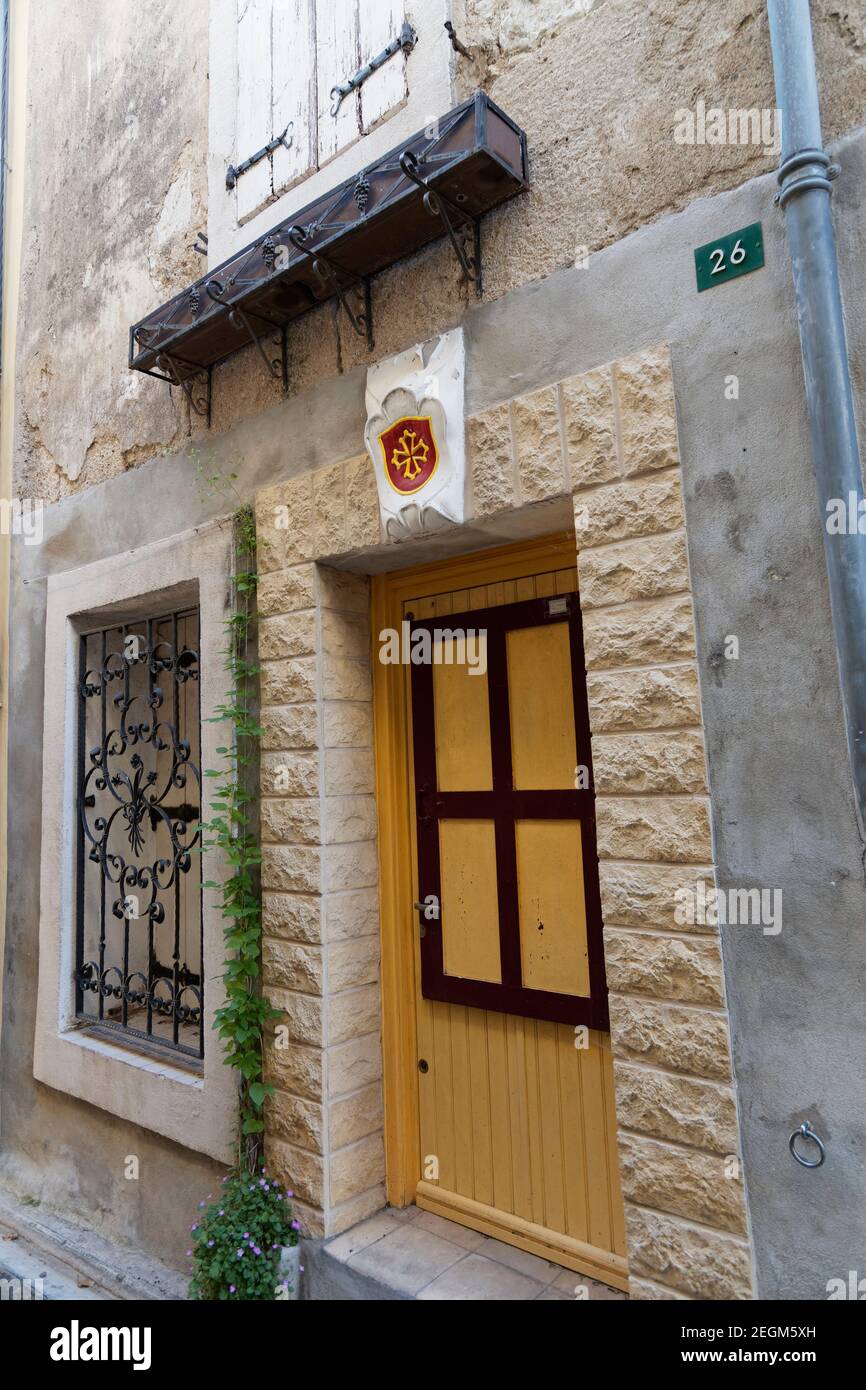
[378,416,439,494]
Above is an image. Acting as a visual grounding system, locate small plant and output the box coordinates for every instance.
[188,1168,301,1302]
[194,450,281,1171]
[189,454,301,1303]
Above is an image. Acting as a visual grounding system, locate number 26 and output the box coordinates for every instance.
[710,239,746,275]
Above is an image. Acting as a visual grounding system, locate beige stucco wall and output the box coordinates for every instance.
[253,343,754,1298]
[12,0,866,501]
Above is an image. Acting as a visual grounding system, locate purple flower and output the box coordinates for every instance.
[291,1220,300,1231]
[219,1209,224,1216]
[229,1285,236,1294]
[191,1223,198,1232]
[243,1232,249,1239]
[199,1200,205,1208]
[186,1249,192,1256]
[276,1194,283,1202]
[287,1191,294,1198]
[207,1240,215,1248]
[236,1249,244,1258]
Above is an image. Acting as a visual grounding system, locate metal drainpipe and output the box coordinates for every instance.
[767,0,866,838]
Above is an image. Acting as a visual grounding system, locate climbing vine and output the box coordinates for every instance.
[197,459,280,1173]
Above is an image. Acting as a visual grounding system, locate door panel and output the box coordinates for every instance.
[507,622,577,790]
[515,818,589,996]
[394,560,626,1282]
[432,646,492,791]
[439,819,502,983]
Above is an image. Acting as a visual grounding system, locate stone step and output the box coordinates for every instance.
[302,1204,629,1301]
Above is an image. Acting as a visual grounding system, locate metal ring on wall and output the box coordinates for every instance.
[789,1121,826,1168]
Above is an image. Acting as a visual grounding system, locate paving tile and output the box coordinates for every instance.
[476,1236,562,1285]
[348,1223,463,1294]
[325,1210,402,1263]
[417,1252,548,1301]
[385,1204,420,1223]
[412,1209,485,1250]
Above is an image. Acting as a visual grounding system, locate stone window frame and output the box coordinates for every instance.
[33,523,237,1164]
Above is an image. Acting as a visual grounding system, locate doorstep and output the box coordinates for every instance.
[302,1205,629,1301]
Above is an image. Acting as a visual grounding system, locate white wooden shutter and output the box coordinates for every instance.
[272,0,317,195]
[233,0,412,221]
[359,0,407,134]
[315,0,360,166]
[236,0,274,220]
[235,0,316,220]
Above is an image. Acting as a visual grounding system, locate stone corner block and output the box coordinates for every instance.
[467,401,516,519]
[614,343,680,478]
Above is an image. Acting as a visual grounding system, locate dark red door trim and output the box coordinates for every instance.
[410,593,609,1030]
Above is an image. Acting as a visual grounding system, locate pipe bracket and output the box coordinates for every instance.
[774,147,834,208]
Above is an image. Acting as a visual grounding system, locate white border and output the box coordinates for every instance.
[33,523,237,1164]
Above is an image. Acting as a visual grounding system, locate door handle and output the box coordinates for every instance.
[413,901,428,938]
[413,896,440,937]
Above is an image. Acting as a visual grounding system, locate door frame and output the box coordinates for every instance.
[373,531,588,1207]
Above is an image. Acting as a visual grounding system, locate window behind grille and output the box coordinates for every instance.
[75,608,204,1062]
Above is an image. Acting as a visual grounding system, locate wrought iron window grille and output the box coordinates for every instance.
[75,608,204,1062]
[129,92,528,425]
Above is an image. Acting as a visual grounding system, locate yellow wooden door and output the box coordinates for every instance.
[372,537,627,1289]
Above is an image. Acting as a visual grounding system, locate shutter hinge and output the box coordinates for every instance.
[226,123,294,191]
[330,21,416,117]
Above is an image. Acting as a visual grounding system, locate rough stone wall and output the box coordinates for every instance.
[13,1,866,498]
[252,344,753,1296]
[13,0,209,501]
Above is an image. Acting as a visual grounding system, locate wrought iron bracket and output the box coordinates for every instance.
[399,149,482,296]
[287,225,374,350]
[330,22,416,115]
[226,123,293,190]
[154,352,212,425]
[205,280,289,393]
[444,21,471,58]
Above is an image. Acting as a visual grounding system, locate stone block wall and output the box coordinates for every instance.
[253,504,385,1238]
[465,345,753,1299]
[576,353,753,1299]
[254,343,755,1297]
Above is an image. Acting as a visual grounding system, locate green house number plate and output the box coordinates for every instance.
[694,222,764,292]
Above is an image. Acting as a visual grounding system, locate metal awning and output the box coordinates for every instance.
[128,92,528,422]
